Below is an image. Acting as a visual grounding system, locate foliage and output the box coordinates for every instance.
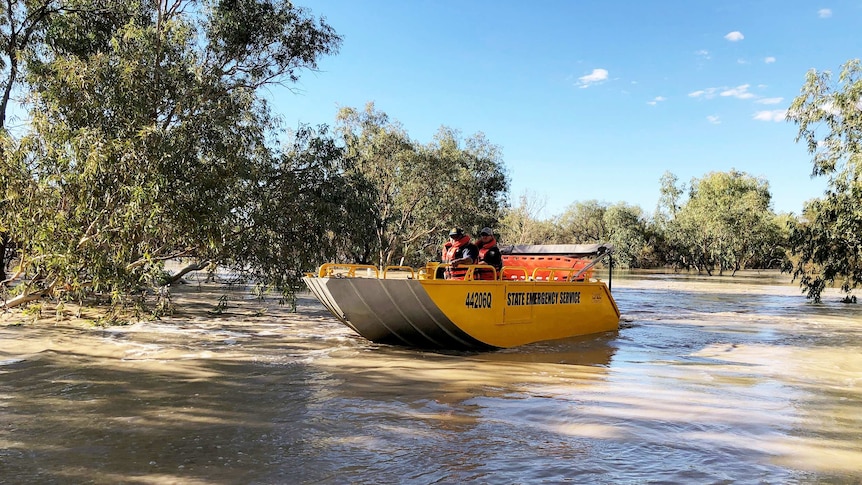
[228,124,359,292]
[498,191,556,245]
[0,0,73,282]
[660,170,782,275]
[335,103,509,267]
[786,59,862,302]
[1,0,342,310]
[555,200,608,244]
[550,200,651,268]
[785,191,862,301]
[656,170,683,221]
[602,203,651,268]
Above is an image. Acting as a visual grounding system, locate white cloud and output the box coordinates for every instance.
[721,84,756,99]
[753,109,787,122]
[691,85,785,105]
[689,87,720,99]
[707,115,721,124]
[818,8,832,18]
[647,96,667,106]
[695,49,711,60]
[724,31,744,42]
[577,68,609,88]
[756,97,784,105]
[764,56,776,64]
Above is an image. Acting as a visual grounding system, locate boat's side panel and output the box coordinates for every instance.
[419,280,620,348]
[303,276,621,350]
[302,277,495,350]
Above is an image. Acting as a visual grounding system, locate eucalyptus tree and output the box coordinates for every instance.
[555,200,608,243]
[0,0,66,281]
[236,124,362,290]
[334,103,423,267]
[335,103,508,267]
[425,127,508,258]
[656,170,683,221]
[786,59,862,302]
[602,202,650,268]
[661,170,779,275]
[548,199,650,268]
[2,0,341,310]
[498,191,556,245]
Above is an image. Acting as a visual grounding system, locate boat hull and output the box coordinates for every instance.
[303,276,620,350]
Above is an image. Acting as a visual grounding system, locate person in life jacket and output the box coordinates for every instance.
[474,227,502,280]
[442,227,478,280]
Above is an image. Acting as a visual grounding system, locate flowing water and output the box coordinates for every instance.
[1,272,861,484]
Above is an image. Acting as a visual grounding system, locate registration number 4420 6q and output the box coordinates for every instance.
[465,291,492,309]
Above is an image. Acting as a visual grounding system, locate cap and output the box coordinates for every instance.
[449,227,463,237]
[480,227,493,236]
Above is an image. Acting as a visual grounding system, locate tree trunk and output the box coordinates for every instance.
[166,260,211,285]
[0,234,6,282]
[2,287,52,310]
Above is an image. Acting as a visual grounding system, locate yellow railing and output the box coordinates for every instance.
[312,263,593,282]
[501,266,529,281]
[465,264,497,281]
[531,266,589,282]
[421,263,498,281]
[317,263,379,279]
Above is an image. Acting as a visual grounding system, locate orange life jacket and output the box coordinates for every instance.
[443,235,476,279]
[475,236,501,280]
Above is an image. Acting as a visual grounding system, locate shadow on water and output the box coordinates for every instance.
[0,340,619,483]
[0,342,333,483]
[473,332,619,367]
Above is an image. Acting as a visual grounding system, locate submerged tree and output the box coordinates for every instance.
[786,59,862,302]
[0,0,71,281]
[660,170,780,275]
[602,203,651,269]
[1,0,342,311]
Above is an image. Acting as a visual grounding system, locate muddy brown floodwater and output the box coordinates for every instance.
[1,271,861,484]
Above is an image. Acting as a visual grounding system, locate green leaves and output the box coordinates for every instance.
[653,170,782,275]
[786,59,862,302]
[205,0,341,85]
[2,0,342,311]
[335,103,509,267]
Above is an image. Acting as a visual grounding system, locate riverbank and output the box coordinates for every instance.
[0,279,296,329]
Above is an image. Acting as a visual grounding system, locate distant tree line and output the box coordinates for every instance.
[0,1,858,317]
[497,170,789,276]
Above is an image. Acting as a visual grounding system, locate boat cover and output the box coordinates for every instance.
[499,243,613,258]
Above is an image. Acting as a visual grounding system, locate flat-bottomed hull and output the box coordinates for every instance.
[303,275,620,350]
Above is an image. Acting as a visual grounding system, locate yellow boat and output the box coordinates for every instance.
[302,244,620,350]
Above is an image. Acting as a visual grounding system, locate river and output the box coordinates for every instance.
[1,271,861,484]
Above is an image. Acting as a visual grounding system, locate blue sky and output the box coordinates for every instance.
[274,1,862,217]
